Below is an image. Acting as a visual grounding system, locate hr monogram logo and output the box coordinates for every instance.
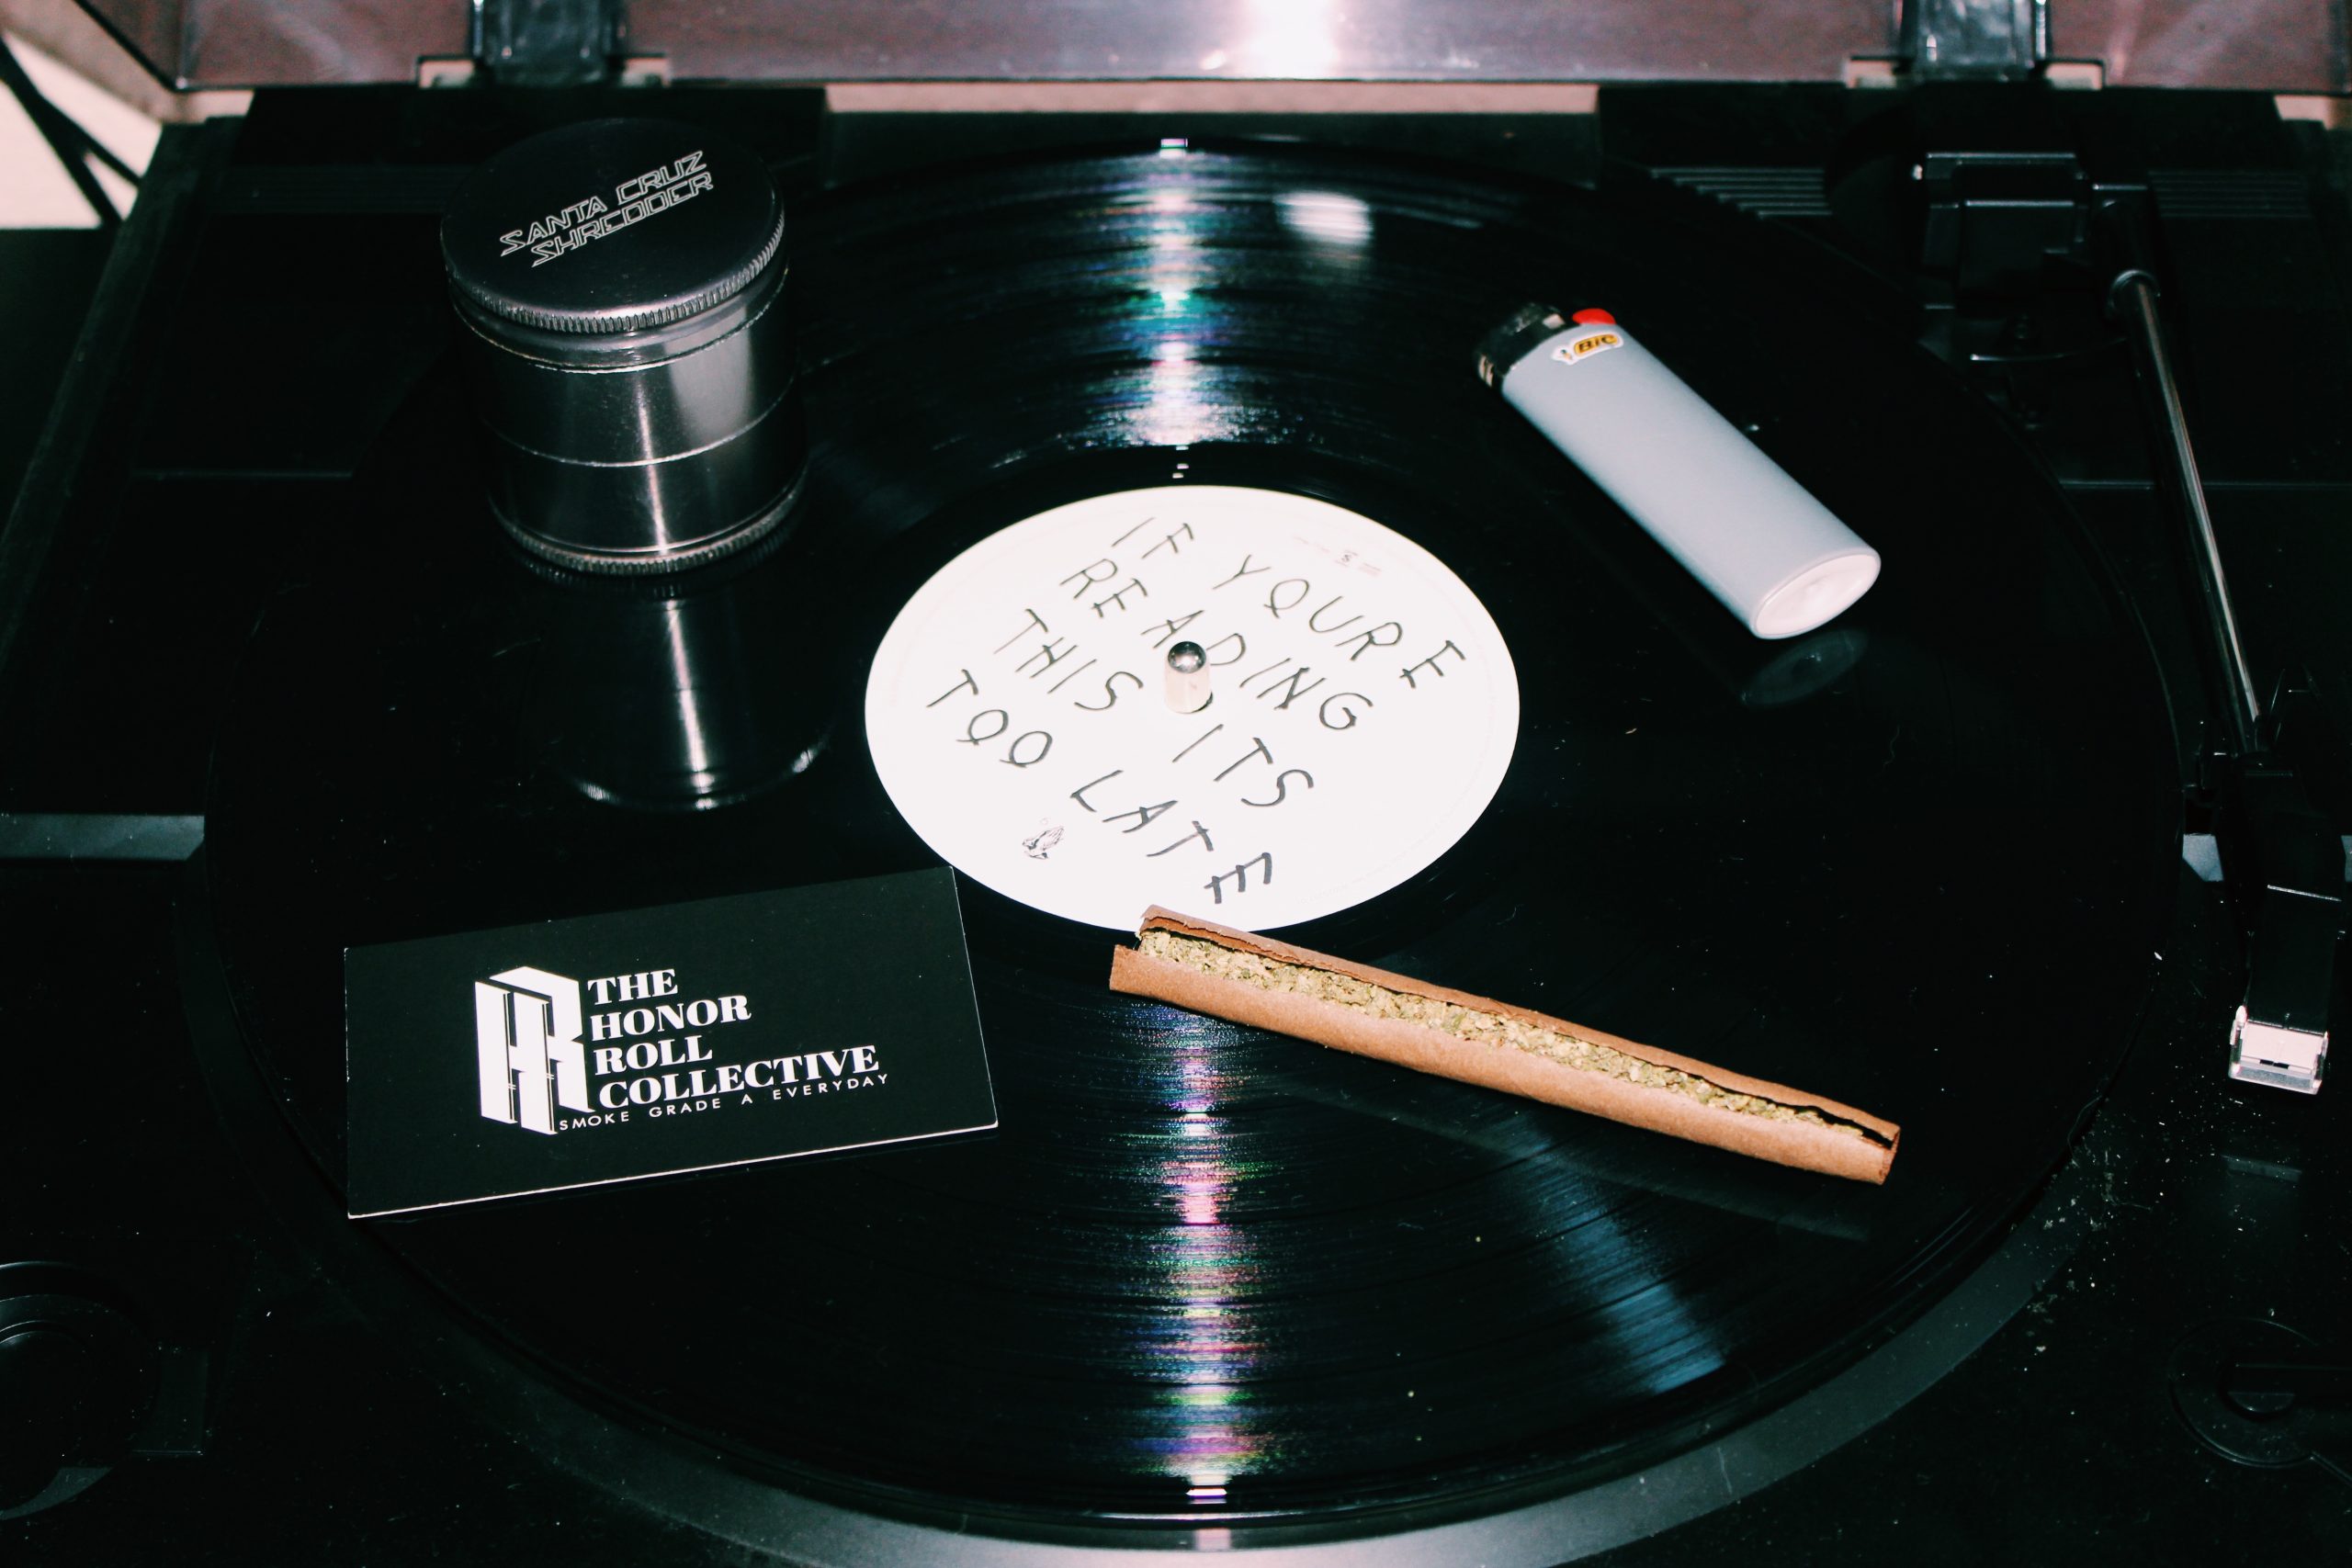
[472,967,592,1136]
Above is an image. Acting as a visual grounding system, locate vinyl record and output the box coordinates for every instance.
[196,140,2178,1548]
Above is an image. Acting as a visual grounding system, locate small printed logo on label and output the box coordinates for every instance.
[494,150,714,269]
[1553,331,1623,366]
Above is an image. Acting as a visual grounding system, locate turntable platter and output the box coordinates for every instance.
[196,141,2178,1544]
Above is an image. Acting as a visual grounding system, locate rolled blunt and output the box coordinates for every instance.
[1109,907,1897,1184]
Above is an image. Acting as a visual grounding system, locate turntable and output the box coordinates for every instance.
[2,3,2350,1562]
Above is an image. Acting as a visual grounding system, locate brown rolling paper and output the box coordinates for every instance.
[1107,907,1898,1185]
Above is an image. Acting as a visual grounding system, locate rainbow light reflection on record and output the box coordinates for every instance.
[1131,1007,1270,1502]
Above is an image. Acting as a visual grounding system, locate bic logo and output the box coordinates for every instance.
[1553,331,1623,366]
[474,967,592,1135]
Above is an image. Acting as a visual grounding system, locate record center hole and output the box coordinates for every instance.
[1136,930,1889,1146]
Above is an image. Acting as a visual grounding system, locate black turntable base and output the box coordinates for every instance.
[4,83,2350,1565]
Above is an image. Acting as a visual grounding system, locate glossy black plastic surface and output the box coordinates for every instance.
[200,140,2180,1540]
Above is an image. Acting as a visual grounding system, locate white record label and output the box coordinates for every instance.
[864,486,1520,931]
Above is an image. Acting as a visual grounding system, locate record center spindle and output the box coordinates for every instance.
[1164,640,1213,714]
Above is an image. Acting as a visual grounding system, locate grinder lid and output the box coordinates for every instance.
[441,118,785,338]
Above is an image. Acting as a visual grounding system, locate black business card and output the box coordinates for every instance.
[343,869,995,1217]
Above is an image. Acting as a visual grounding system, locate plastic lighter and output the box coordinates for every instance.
[1479,305,1880,640]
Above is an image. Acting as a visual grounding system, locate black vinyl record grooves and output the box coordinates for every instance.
[194,141,2179,1552]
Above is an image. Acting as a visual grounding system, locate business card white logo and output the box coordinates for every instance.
[472,964,886,1139]
[346,870,995,1217]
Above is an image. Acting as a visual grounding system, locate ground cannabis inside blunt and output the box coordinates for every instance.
[1137,929,1883,1144]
